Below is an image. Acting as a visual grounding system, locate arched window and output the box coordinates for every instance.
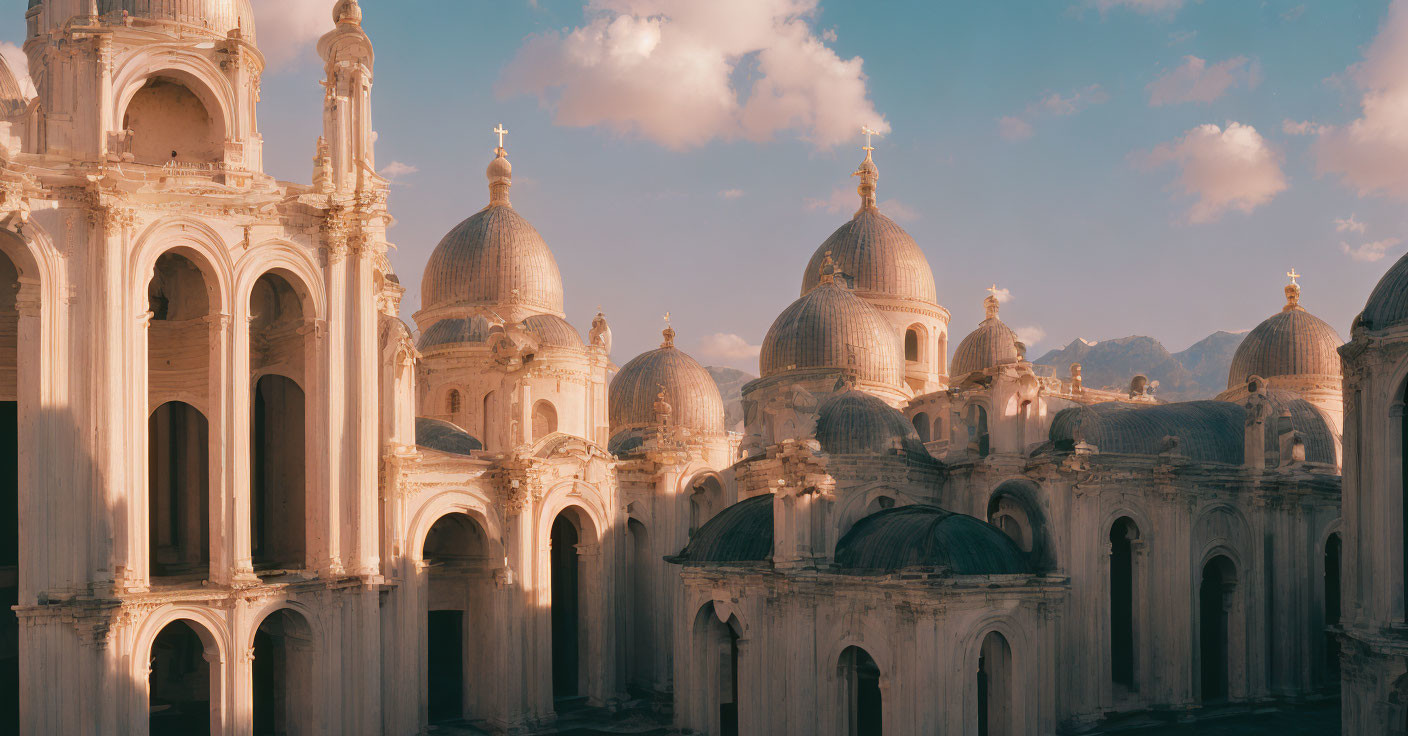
[551,511,582,699]
[911,412,930,443]
[1199,556,1236,702]
[123,77,222,164]
[626,520,654,690]
[149,621,213,736]
[904,329,920,362]
[533,400,558,442]
[252,609,316,735]
[422,513,491,724]
[1110,518,1140,691]
[481,391,495,451]
[447,389,461,417]
[978,632,1012,736]
[840,646,881,736]
[692,603,742,735]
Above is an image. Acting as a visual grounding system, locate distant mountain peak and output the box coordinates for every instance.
[1033,330,1245,401]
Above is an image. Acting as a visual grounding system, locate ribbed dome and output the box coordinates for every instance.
[814,390,930,457]
[951,294,1020,376]
[610,329,725,435]
[760,279,903,386]
[417,315,491,350]
[800,210,936,303]
[415,417,482,456]
[0,52,25,118]
[671,494,773,565]
[835,505,1031,574]
[522,314,583,349]
[92,0,257,41]
[1228,284,1342,388]
[1362,251,1408,331]
[421,147,565,316]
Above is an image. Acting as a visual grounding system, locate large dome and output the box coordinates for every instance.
[759,272,904,387]
[1227,281,1342,388]
[87,0,257,41]
[1361,251,1408,331]
[814,390,930,457]
[610,327,725,435]
[800,150,936,304]
[835,505,1031,574]
[951,293,1020,376]
[420,147,565,317]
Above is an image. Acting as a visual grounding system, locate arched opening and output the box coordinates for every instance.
[147,252,213,581]
[689,475,724,537]
[904,328,920,363]
[840,645,881,736]
[252,609,315,736]
[550,511,582,701]
[422,512,492,725]
[123,77,222,165]
[691,603,741,736]
[958,404,990,457]
[148,620,212,736]
[988,497,1032,554]
[481,391,495,452]
[0,247,18,731]
[1324,532,1342,682]
[149,402,210,578]
[533,400,558,442]
[977,631,1012,736]
[1110,518,1139,692]
[911,412,930,443]
[446,389,461,419]
[1199,556,1235,702]
[249,273,309,571]
[937,332,948,376]
[985,483,1051,571]
[626,519,654,692]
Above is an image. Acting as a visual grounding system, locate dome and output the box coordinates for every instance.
[670,494,773,564]
[610,327,726,435]
[951,293,1020,376]
[420,147,565,317]
[1361,251,1408,331]
[800,149,936,304]
[93,0,257,41]
[417,315,491,350]
[0,52,26,118]
[760,268,904,386]
[415,417,482,456]
[521,314,583,349]
[835,505,1031,574]
[814,390,930,457]
[1227,280,1342,388]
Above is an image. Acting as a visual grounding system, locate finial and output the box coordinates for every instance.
[333,0,362,26]
[494,123,509,149]
[1284,268,1303,311]
[653,383,674,422]
[661,312,676,348]
[852,126,881,214]
[818,250,838,285]
[983,284,1001,320]
[486,127,513,207]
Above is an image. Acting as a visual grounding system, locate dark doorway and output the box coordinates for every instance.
[978,632,1012,736]
[626,519,653,691]
[148,401,209,578]
[1325,533,1342,681]
[551,514,580,699]
[149,621,210,736]
[1,399,15,736]
[251,375,306,570]
[428,610,464,723]
[1200,557,1233,702]
[841,646,882,736]
[720,623,740,736]
[252,609,312,736]
[1110,518,1138,690]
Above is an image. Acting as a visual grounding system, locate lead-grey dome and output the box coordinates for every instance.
[417,315,491,350]
[1362,251,1408,331]
[670,494,773,565]
[415,417,482,456]
[760,277,903,387]
[610,328,725,436]
[835,505,1031,574]
[1228,283,1342,388]
[421,148,564,317]
[814,390,930,457]
[951,294,1020,376]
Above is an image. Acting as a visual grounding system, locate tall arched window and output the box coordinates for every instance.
[422,512,492,724]
[123,77,222,164]
[1110,518,1140,691]
[911,412,930,443]
[904,329,920,362]
[149,620,213,735]
[840,646,881,736]
[533,400,558,442]
[1199,556,1236,702]
[481,391,495,451]
[978,632,1012,736]
[447,389,461,417]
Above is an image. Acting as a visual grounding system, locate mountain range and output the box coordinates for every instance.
[1033,331,1246,402]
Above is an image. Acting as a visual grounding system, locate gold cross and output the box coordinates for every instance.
[493,123,509,148]
[1287,268,1300,286]
[664,311,671,325]
[861,125,879,153]
[987,283,999,297]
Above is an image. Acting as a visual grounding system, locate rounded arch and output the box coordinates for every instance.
[911,411,931,443]
[234,242,327,322]
[1194,503,1252,570]
[131,605,232,679]
[904,322,927,363]
[961,617,1032,736]
[823,624,897,682]
[406,491,505,563]
[244,601,319,654]
[1099,503,1156,547]
[132,217,235,318]
[532,399,558,441]
[986,479,1054,570]
[835,483,916,541]
[111,50,235,147]
[536,482,609,548]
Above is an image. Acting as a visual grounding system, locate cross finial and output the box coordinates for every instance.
[987,283,999,298]
[493,123,509,149]
[664,311,671,326]
[860,124,879,153]
[1287,267,1300,286]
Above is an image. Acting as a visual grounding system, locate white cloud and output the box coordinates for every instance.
[1015,325,1047,347]
[997,85,1107,141]
[697,332,762,362]
[881,199,919,221]
[1147,56,1259,106]
[1341,238,1401,262]
[991,287,1013,303]
[251,0,337,71]
[1314,1,1408,199]
[1283,119,1328,136]
[1142,122,1287,223]
[805,187,916,220]
[380,161,419,181]
[1089,0,1184,16]
[498,0,889,150]
[1335,214,1367,234]
[718,188,745,199]
[0,43,36,101]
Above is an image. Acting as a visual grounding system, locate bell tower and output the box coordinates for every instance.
[318,0,376,194]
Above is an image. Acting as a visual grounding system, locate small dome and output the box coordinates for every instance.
[610,328,726,435]
[1362,251,1408,331]
[421,149,564,317]
[94,0,256,41]
[835,505,1031,574]
[815,390,930,457]
[521,313,583,349]
[417,315,491,350]
[332,0,361,25]
[671,494,773,564]
[951,293,1020,376]
[0,51,26,118]
[760,276,903,386]
[1228,280,1342,388]
[415,417,482,456]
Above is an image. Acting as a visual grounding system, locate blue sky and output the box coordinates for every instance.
[7,0,1406,372]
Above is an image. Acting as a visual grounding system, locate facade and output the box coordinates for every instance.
[0,3,1367,736]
